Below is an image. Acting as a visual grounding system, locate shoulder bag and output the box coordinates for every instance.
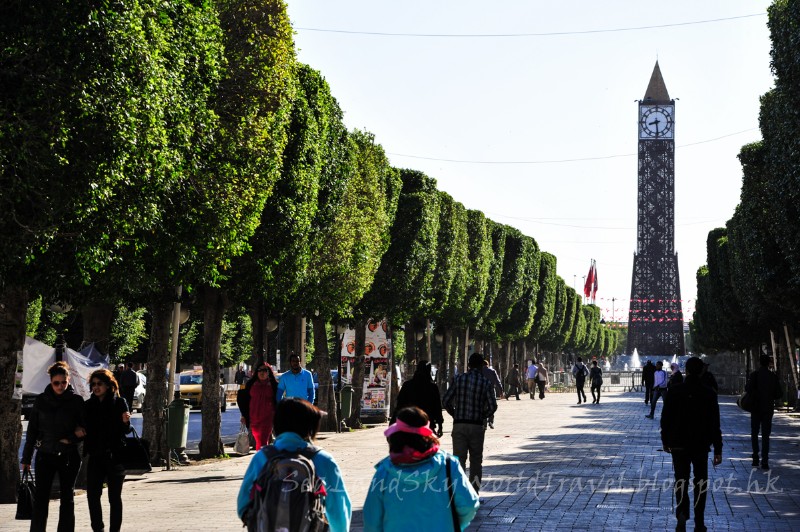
[115,426,152,475]
[15,470,35,520]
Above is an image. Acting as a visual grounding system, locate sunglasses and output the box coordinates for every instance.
[90,381,107,387]
[51,380,68,387]
[257,368,269,373]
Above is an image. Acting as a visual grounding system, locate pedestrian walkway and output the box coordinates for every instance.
[2,390,799,531]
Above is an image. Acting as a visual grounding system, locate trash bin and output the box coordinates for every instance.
[339,385,354,420]
[167,399,190,449]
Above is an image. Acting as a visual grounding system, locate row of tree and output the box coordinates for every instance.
[691,0,800,401]
[0,0,618,502]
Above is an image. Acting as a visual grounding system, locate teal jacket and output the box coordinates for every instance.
[236,432,351,532]
[363,450,479,531]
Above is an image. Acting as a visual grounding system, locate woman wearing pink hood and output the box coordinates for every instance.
[363,407,479,531]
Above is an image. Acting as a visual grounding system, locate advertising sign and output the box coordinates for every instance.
[339,318,392,419]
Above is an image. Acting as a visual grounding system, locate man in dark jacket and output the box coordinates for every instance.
[746,354,782,470]
[642,360,656,405]
[120,362,139,410]
[661,356,722,532]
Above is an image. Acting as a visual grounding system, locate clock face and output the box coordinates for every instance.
[639,105,674,139]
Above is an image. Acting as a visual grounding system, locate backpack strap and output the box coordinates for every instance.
[445,458,460,532]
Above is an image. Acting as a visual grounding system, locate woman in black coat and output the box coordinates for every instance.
[21,361,86,532]
[84,368,132,532]
[391,361,444,436]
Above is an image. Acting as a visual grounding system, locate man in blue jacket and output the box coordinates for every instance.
[277,353,315,404]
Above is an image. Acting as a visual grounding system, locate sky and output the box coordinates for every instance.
[285,1,776,324]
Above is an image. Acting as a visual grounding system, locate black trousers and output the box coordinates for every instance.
[644,383,654,404]
[671,450,710,529]
[87,453,126,532]
[576,379,587,402]
[591,384,601,402]
[536,380,546,399]
[506,384,521,399]
[751,411,774,462]
[31,449,81,532]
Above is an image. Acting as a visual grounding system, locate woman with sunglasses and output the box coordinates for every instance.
[84,368,132,532]
[237,362,278,449]
[21,361,86,532]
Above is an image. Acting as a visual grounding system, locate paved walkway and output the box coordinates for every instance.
[2,389,799,531]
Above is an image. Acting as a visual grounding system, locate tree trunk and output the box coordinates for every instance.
[143,296,172,466]
[81,301,114,355]
[462,326,470,374]
[346,319,366,428]
[312,316,337,432]
[389,322,401,418]
[425,318,432,361]
[783,324,799,401]
[199,286,226,458]
[404,321,414,378]
[0,285,27,503]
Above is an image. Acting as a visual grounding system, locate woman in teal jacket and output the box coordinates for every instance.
[237,398,351,532]
[364,407,479,531]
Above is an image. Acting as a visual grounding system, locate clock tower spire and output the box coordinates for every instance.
[627,63,685,358]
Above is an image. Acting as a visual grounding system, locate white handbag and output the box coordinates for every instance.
[234,423,250,455]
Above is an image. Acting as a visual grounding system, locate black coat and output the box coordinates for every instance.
[745,367,782,414]
[660,375,722,454]
[22,384,85,463]
[642,362,656,385]
[391,377,444,425]
[84,393,132,457]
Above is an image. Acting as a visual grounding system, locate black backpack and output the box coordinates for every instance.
[245,445,329,532]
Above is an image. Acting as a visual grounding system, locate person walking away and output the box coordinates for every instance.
[642,360,656,405]
[589,361,603,404]
[392,361,445,437]
[526,361,538,400]
[747,354,782,470]
[234,366,247,386]
[363,406,479,531]
[276,352,315,403]
[442,353,498,493]
[699,362,718,393]
[21,361,86,532]
[119,362,139,413]
[661,356,722,532]
[572,357,589,404]
[238,362,278,449]
[646,361,669,419]
[84,369,132,532]
[481,358,504,428]
[535,361,549,400]
[506,363,523,400]
[237,397,352,532]
[668,363,684,388]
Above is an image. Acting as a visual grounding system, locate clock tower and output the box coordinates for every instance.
[627,62,685,357]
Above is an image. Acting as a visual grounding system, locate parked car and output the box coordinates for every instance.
[131,371,147,413]
[178,368,227,412]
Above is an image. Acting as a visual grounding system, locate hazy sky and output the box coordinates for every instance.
[286,1,775,323]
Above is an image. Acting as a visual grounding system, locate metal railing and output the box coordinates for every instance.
[544,371,748,395]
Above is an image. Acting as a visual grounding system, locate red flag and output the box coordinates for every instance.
[583,262,594,298]
[591,262,598,300]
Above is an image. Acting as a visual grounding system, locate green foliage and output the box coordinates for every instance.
[484,226,528,338]
[358,169,440,324]
[220,307,253,367]
[528,252,557,342]
[496,235,540,341]
[476,221,507,330]
[540,277,568,351]
[567,294,586,351]
[109,307,148,363]
[431,193,469,326]
[462,210,493,329]
[26,297,43,338]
